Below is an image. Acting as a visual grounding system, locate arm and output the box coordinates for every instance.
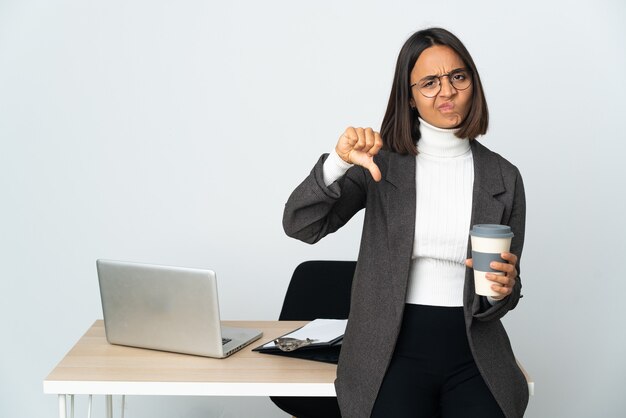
[282,153,369,244]
[283,126,383,244]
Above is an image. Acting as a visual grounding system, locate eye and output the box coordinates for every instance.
[421,80,436,89]
[452,72,466,81]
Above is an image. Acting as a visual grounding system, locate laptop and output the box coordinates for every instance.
[96,259,262,358]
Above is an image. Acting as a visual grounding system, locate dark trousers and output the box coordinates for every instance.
[371,304,505,418]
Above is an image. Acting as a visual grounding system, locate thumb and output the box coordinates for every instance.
[366,161,382,182]
[465,258,473,268]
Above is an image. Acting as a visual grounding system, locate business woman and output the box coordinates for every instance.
[283,27,528,418]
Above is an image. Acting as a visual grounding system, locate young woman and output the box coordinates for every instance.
[283,27,528,418]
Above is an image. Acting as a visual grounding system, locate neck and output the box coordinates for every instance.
[417,117,470,158]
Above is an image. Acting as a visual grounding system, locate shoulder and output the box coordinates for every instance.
[471,139,522,181]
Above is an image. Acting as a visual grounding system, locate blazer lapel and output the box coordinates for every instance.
[465,140,506,312]
[468,140,506,246]
[384,152,416,307]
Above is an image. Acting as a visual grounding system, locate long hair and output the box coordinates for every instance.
[381,28,489,155]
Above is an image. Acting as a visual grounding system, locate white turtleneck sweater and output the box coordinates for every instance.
[322,118,498,307]
[406,118,473,306]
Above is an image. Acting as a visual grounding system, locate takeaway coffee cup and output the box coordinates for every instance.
[470,224,514,296]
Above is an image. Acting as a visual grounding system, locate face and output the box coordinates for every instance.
[409,45,473,129]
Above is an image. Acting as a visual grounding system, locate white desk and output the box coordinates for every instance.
[44,320,533,418]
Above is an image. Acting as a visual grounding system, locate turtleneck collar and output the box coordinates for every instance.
[417,117,470,158]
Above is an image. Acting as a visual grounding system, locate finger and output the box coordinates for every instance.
[367,161,382,182]
[490,284,510,296]
[491,285,510,300]
[363,128,375,154]
[369,131,383,156]
[501,252,518,267]
[465,258,473,268]
[487,277,516,297]
[343,126,358,142]
[337,126,359,149]
[337,127,359,163]
[353,127,366,150]
[490,261,515,274]
[492,280,514,296]
[485,273,510,286]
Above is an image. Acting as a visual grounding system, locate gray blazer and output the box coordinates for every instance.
[283,140,528,418]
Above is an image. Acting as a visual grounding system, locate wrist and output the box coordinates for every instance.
[329,149,353,169]
[322,150,353,186]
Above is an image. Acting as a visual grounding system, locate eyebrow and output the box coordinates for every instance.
[419,67,467,81]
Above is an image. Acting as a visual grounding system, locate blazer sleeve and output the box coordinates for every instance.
[473,168,526,322]
[282,154,368,244]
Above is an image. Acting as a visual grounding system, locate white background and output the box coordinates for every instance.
[1,1,625,417]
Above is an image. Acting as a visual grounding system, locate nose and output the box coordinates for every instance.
[438,75,456,98]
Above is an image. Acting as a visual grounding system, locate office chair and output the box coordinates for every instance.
[270,260,356,418]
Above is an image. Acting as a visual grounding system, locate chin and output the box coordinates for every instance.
[434,118,459,129]
[442,115,463,128]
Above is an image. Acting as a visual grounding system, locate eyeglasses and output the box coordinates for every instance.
[411,69,472,98]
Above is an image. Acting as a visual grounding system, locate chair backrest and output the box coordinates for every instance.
[278,260,357,321]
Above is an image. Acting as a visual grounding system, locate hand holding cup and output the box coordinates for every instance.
[466,224,518,300]
[465,252,518,300]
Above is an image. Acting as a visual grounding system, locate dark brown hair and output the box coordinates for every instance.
[381,28,489,155]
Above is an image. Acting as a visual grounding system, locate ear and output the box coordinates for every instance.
[409,97,416,109]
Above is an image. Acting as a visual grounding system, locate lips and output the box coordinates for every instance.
[438,102,454,111]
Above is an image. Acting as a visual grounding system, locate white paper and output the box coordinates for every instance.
[262,319,348,349]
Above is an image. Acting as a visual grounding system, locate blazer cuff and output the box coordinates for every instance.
[471,292,516,322]
[486,295,504,305]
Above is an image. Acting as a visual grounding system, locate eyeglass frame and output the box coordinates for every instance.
[410,68,472,98]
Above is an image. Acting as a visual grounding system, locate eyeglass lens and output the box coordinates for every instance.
[418,70,471,98]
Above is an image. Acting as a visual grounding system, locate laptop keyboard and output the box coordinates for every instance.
[222,338,232,345]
